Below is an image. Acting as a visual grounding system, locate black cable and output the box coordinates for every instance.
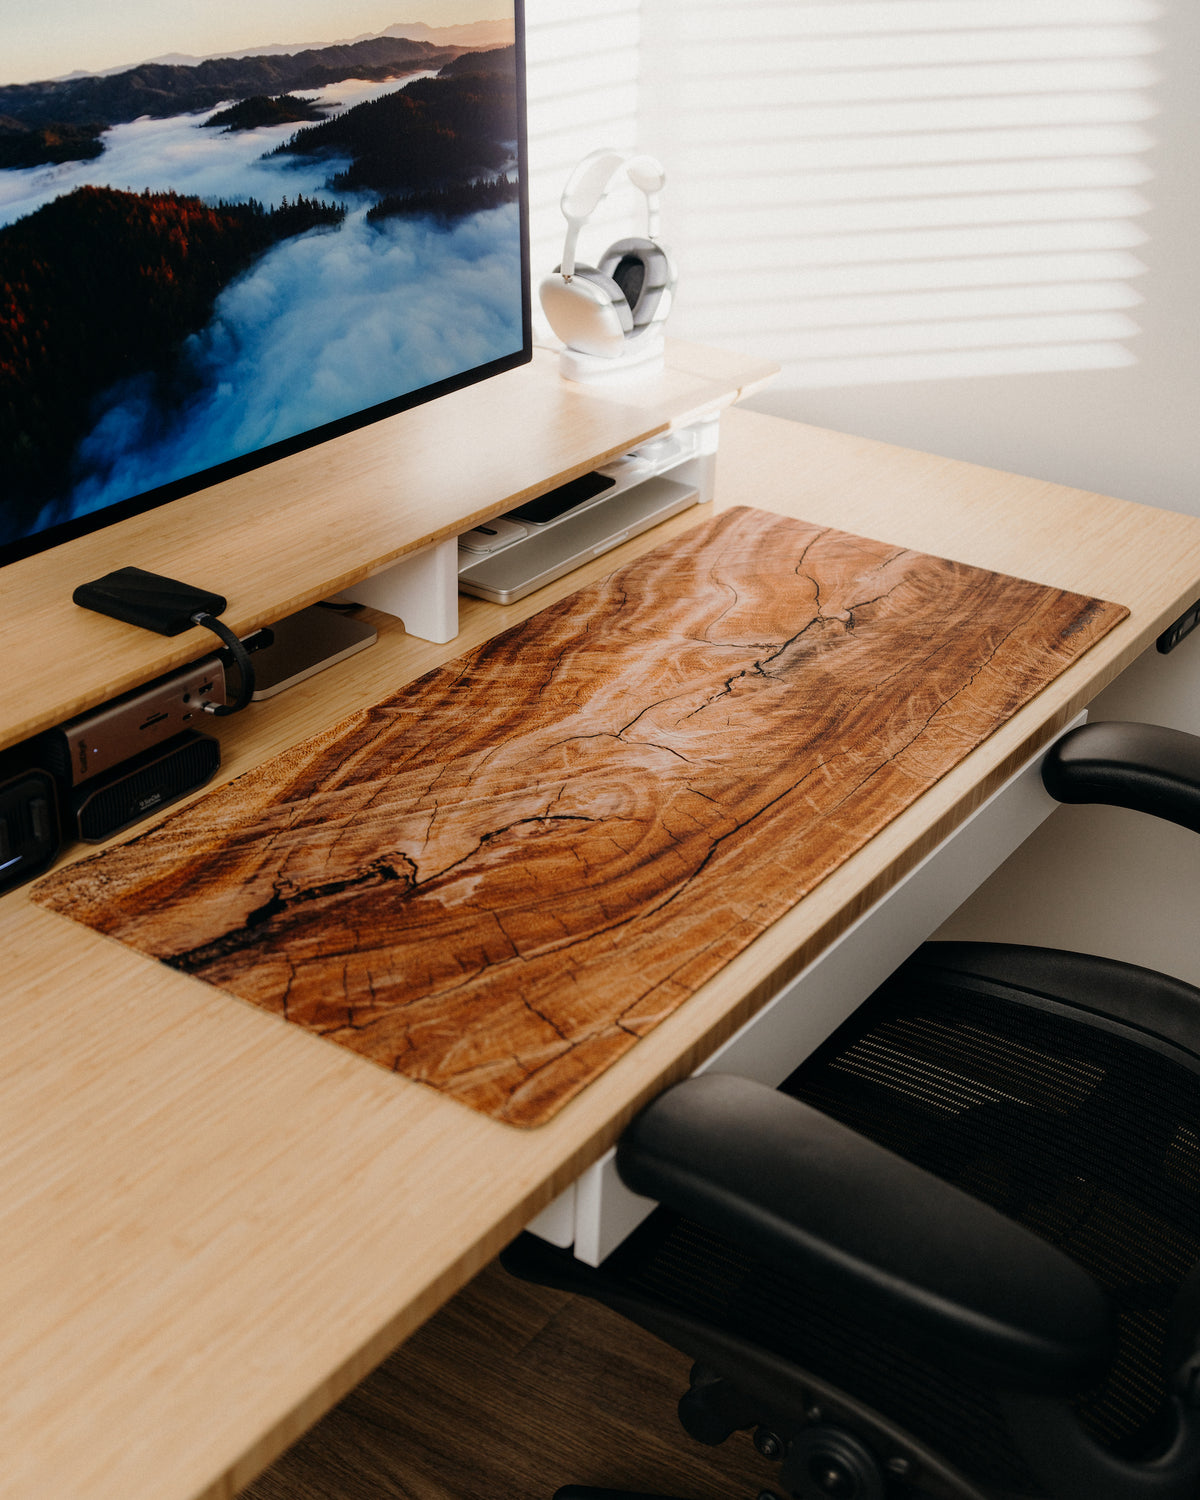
[190,611,255,715]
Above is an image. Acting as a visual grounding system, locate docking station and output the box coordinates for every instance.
[39,655,226,788]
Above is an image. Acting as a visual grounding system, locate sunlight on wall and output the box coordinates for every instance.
[639,0,1161,387]
[524,0,641,315]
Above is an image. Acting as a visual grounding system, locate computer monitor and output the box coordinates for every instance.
[0,1,530,570]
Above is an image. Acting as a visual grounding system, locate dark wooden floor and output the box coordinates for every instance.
[240,1256,770,1500]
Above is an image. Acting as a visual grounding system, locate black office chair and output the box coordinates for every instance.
[502,721,1200,1500]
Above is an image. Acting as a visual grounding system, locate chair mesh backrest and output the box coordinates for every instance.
[786,977,1200,1453]
[606,975,1200,1494]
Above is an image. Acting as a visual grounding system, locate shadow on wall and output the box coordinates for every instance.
[657,0,1162,388]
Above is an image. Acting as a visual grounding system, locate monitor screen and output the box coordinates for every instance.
[0,1,530,568]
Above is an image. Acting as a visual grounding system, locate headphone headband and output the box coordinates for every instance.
[559,148,666,278]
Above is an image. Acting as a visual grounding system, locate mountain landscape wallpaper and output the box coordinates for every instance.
[0,5,524,554]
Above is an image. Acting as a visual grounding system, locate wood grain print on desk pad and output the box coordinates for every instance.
[32,507,1127,1126]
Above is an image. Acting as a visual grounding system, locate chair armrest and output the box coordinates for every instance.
[617,1073,1112,1394]
[1042,721,1200,833]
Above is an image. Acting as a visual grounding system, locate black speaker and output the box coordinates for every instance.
[0,763,61,892]
[71,730,220,842]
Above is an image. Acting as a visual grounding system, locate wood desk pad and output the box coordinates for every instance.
[32,507,1127,1126]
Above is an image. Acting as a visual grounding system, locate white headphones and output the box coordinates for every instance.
[540,148,677,360]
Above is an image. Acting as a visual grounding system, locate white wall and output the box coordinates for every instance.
[636,0,1196,511]
[735,1,1199,519]
[524,0,643,342]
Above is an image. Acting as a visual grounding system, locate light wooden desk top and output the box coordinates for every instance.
[3,402,1200,1500]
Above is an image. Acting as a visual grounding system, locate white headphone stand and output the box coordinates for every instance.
[558,326,666,383]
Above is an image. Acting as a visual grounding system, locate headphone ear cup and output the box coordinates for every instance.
[539,262,633,358]
[596,238,675,333]
[569,267,634,333]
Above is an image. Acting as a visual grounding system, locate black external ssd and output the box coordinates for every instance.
[73,567,228,636]
[507,471,617,525]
